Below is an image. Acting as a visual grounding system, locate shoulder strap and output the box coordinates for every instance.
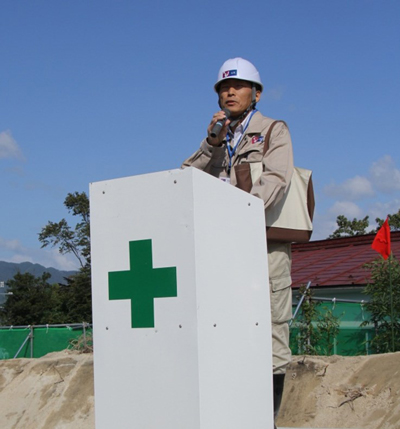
[262,120,287,156]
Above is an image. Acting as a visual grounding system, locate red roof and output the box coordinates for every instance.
[291,231,400,289]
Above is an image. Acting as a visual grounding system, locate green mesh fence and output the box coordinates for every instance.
[0,324,92,360]
[0,302,374,359]
[290,300,374,356]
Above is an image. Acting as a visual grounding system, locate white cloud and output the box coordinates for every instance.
[0,237,79,271]
[369,155,400,193]
[311,202,366,241]
[323,156,400,202]
[324,175,374,200]
[312,157,400,241]
[0,130,25,161]
[311,211,338,241]
[43,249,80,271]
[327,201,364,219]
[367,198,400,228]
[0,237,25,253]
[312,198,400,241]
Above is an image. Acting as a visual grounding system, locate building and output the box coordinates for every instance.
[290,231,399,355]
[291,231,400,302]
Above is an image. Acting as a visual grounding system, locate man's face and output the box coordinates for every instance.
[218,79,260,117]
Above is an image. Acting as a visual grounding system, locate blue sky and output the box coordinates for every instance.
[1,0,399,271]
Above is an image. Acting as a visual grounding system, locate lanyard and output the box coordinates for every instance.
[226,109,257,170]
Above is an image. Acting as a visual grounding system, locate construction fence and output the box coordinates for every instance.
[290,298,375,356]
[0,323,92,360]
[0,301,375,360]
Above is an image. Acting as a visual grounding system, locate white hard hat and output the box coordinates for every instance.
[214,57,263,93]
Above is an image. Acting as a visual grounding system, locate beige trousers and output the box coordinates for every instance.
[268,242,292,375]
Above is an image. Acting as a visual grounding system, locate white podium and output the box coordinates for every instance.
[90,167,274,429]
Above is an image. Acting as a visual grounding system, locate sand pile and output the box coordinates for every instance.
[1,350,399,428]
[0,350,94,429]
[278,352,400,428]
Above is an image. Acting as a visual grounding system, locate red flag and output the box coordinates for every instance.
[371,217,391,259]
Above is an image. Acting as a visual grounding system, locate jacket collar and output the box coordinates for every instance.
[244,111,265,134]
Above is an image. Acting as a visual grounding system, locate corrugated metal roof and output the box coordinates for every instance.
[291,231,400,288]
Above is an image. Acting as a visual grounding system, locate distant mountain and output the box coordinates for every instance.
[0,261,77,287]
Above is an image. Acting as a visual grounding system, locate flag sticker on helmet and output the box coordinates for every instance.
[222,69,238,78]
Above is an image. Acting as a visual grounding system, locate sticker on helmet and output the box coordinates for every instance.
[222,69,238,78]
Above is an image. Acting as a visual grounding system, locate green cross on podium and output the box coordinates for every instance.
[108,239,177,328]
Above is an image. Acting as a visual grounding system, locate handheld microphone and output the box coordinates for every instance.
[210,109,231,138]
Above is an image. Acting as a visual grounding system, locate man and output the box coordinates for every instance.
[182,57,294,426]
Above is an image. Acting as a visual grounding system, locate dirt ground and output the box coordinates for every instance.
[0,350,399,428]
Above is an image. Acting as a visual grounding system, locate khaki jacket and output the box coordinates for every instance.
[182,110,294,294]
[182,111,294,212]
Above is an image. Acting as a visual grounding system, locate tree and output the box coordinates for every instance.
[61,266,92,323]
[0,272,63,325]
[38,192,90,269]
[291,284,341,355]
[39,191,92,323]
[328,215,370,239]
[375,209,400,232]
[328,209,400,239]
[361,256,400,353]
[291,284,321,355]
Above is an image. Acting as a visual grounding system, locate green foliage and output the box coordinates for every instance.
[292,284,341,355]
[328,209,400,239]
[375,209,400,232]
[0,272,63,325]
[329,215,371,239]
[361,256,400,353]
[36,191,92,324]
[62,266,92,323]
[38,192,90,269]
[0,191,93,326]
[316,307,341,356]
[292,285,320,355]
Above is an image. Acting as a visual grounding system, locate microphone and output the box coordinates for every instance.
[210,109,231,138]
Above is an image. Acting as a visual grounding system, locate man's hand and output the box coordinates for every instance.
[207,110,231,146]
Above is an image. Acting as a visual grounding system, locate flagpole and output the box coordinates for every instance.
[371,216,394,351]
[389,252,395,352]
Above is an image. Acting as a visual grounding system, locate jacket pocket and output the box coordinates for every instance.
[234,161,264,192]
[234,163,252,192]
[270,281,292,324]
